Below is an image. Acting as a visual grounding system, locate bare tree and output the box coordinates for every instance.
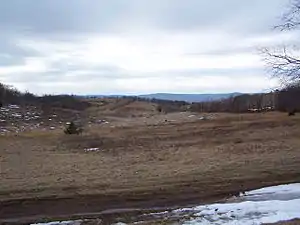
[262,46,300,83]
[276,0,300,30]
[263,0,300,83]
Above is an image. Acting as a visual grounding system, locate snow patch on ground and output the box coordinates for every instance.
[184,199,300,225]
[84,147,100,152]
[32,220,82,225]
[181,183,300,225]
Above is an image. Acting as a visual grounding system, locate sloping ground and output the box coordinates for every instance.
[85,97,159,118]
[0,87,91,135]
[265,220,300,225]
[1,112,300,224]
[112,100,158,117]
[0,103,85,135]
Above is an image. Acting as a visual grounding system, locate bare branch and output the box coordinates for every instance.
[261,47,300,82]
[275,0,300,30]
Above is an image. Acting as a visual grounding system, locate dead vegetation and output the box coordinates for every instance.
[1,84,300,222]
[1,109,300,222]
[265,219,300,225]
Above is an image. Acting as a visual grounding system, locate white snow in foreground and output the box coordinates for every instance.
[183,199,300,225]
[246,183,300,195]
[180,183,300,225]
[242,183,300,201]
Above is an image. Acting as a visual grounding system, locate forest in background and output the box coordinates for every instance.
[2,81,300,114]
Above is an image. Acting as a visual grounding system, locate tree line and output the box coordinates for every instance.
[189,85,300,113]
[0,82,90,111]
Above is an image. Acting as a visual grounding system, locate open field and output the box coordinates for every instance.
[265,220,300,225]
[1,108,300,223]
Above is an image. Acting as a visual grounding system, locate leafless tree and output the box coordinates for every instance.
[263,0,300,83]
[275,0,300,30]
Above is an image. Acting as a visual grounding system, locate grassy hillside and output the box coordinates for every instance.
[1,112,300,223]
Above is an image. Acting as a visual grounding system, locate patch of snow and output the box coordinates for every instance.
[146,211,170,216]
[241,183,300,202]
[31,220,82,225]
[183,199,300,225]
[97,119,107,123]
[84,147,100,152]
[177,183,300,225]
[247,183,300,196]
[11,113,22,118]
[8,104,20,109]
[0,128,8,132]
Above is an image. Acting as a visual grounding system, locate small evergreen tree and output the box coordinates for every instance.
[157,105,163,113]
[64,122,83,135]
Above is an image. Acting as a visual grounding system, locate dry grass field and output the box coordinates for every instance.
[265,220,300,225]
[1,103,300,223]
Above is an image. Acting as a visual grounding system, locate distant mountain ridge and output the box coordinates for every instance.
[138,93,243,103]
[82,93,243,103]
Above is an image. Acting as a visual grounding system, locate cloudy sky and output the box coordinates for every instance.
[0,0,295,95]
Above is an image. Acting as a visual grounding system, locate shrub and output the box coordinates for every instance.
[288,110,296,116]
[64,121,83,135]
[157,105,163,113]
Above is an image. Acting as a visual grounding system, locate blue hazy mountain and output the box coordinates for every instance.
[83,93,243,103]
[138,93,242,102]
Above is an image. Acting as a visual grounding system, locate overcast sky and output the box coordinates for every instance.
[0,0,295,95]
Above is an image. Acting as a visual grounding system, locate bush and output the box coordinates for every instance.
[64,121,83,135]
[288,110,296,116]
[157,105,162,113]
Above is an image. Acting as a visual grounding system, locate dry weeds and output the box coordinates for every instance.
[1,112,300,221]
[264,219,300,225]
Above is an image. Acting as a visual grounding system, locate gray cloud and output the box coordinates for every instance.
[0,0,291,94]
[0,0,289,35]
[0,33,40,67]
[0,0,130,34]
[130,0,285,33]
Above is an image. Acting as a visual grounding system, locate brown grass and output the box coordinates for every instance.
[1,112,300,222]
[264,219,300,225]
